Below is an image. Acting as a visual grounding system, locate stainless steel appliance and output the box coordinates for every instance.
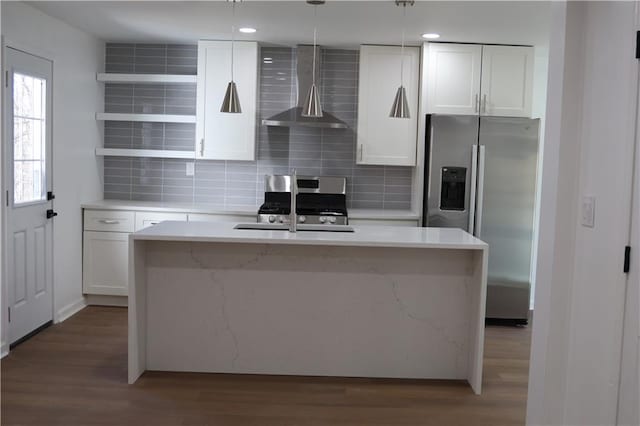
[258,175,348,226]
[423,115,539,324]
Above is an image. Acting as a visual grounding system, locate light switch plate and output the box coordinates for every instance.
[581,196,595,228]
[185,162,195,177]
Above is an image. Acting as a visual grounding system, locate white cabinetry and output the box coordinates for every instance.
[426,43,534,118]
[357,45,420,166]
[134,212,187,231]
[83,232,129,296]
[480,45,534,117]
[82,210,135,296]
[196,40,258,161]
[426,43,482,115]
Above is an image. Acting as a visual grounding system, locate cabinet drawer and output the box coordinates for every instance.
[84,210,135,232]
[188,213,254,223]
[135,212,188,231]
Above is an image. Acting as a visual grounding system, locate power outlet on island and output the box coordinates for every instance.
[186,162,195,177]
[581,196,596,228]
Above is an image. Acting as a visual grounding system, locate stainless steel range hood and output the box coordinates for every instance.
[262,45,348,129]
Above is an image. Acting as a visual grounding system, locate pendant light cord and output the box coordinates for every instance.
[312,4,317,85]
[400,2,405,88]
[231,0,236,82]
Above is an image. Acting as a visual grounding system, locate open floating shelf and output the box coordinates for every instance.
[96,148,197,159]
[96,113,197,124]
[97,73,197,84]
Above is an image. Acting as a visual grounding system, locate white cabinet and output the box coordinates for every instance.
[196,40,258,161]
[83,231,129,296]
[357,45,420,166]
[134,212,187,231]
[480,45,534,117]
[188,213,252,223]
[426,43,482,115]
[426,43,534,118]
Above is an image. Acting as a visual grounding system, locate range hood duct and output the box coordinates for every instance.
[262,45,348,129]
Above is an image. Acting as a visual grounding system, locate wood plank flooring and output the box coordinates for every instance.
[1,306,531,426]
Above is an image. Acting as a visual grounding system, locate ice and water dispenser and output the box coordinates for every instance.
[440,167,466,211]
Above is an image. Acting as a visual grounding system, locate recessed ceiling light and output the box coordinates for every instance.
[422,33,441,40]
[239,27,257,34]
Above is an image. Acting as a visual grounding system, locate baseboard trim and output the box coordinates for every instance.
[55,298,87,323]
[1,340,8,358]
[85,294,128,307]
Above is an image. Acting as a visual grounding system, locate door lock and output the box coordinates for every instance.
[46,209,58,219]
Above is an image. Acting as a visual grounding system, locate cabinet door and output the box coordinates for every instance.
[83,232,129,296]
[357,45,420,166]
[196,41,258,161]
[480,45,534,117]
[426,43,482,115]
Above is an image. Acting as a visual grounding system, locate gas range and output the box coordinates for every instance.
[258,175,349,226]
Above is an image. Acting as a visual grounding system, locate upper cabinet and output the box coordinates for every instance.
[426,43,482,115]
[357,45,420,166]
[196,40,258,161]
[426,43,534,118]
[480,45,534,117]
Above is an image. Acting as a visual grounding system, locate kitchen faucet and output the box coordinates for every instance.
[289,169,298,233]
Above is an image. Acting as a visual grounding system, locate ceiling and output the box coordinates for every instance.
[28,1,552,48]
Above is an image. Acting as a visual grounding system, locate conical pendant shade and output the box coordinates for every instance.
[390,86,410,118]
[301,83,323,118]
[221,81,241,113]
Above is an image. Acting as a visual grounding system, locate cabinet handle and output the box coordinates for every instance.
[482,94,487,114]
[199,138,205,157]
[358,145,363,162]
[99,219,120,225]
[475,94,479,113]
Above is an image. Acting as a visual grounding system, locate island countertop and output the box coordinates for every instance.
[130,220,488,250]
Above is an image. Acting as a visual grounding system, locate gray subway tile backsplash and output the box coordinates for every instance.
[103,44,413,210]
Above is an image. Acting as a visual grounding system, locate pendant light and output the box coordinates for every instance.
[221,0,241,113]
[390,0,414,119]
[301,0,324,118]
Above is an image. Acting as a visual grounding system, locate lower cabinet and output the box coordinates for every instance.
[83,231,129,296]
[82,208,420,298]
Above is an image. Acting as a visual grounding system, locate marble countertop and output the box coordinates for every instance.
[81,199,421,220]
[131,220,487,250]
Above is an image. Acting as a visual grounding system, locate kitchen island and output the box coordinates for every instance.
[128,221,488,393]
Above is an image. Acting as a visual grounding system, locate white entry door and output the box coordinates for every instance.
[4,47,54,345]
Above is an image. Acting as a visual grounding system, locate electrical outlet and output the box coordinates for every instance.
[581,196,595,228]
[185,162,195,177]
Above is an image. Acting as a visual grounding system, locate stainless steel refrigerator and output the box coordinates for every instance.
[422,115,539,324]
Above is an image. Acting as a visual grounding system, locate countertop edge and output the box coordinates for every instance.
[130,234,487,250]
[81,201,421,221]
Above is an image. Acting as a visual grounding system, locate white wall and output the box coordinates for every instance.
[527,2,638,425]
[1,2,104,350]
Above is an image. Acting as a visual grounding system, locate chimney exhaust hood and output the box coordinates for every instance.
[262,45,348,129]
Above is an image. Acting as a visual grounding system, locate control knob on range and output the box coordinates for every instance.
[328,217,336,224]
[278,216,285,223]
[319,216,327,224]
[298,215,307,223]
[268,215,276,223]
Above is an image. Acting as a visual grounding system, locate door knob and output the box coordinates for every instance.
[46,209,58,219]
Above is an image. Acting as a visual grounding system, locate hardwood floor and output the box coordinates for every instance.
[1,306,531,426]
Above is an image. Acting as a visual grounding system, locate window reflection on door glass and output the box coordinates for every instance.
[13,73,46,205]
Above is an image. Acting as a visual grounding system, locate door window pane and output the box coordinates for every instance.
[13,73,46,205]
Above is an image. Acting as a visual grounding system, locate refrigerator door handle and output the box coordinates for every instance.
[468,145,478,235]
[475,145,486,238]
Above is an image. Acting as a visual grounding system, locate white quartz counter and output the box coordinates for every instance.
[129,221,488,394]
[131,221,487,251]
[82,199,421,221]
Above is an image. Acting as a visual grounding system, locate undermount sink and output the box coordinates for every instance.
[234,223,355,233]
